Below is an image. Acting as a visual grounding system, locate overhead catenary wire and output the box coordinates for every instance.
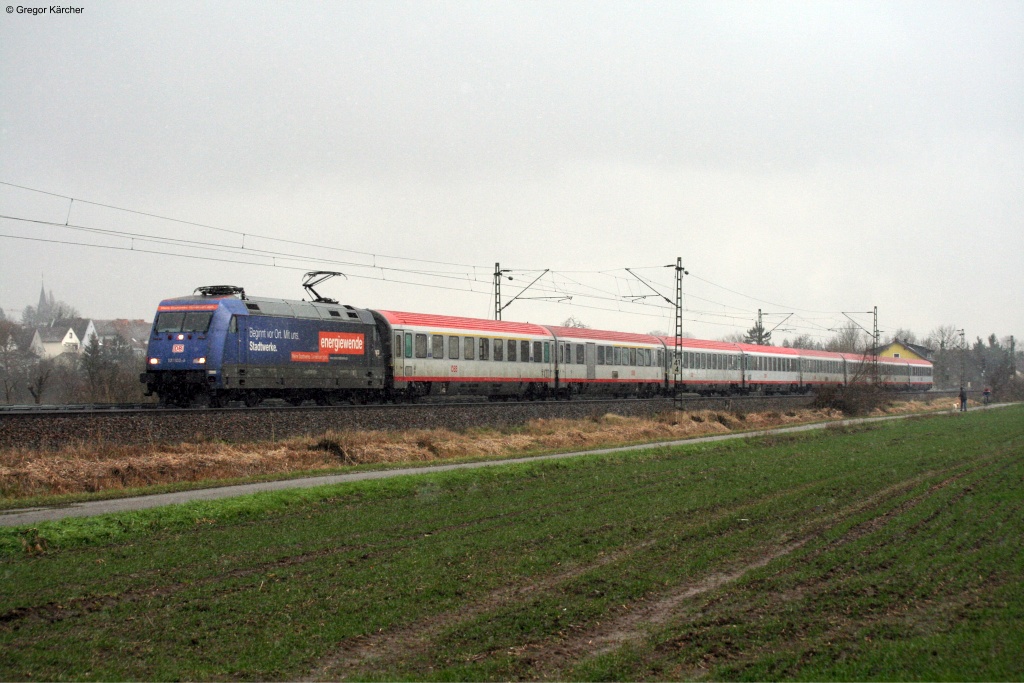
[1,179,878,337]
[0,180,487,271]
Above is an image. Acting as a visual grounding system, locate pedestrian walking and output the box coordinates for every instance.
[959,386,968,412]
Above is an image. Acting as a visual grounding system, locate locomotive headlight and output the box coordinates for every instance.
[148,358,160,365]
[194,357,207,364]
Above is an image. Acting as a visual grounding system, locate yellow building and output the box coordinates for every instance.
[871,339,934,362]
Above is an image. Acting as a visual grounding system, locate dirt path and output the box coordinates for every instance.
[301,457,980,681]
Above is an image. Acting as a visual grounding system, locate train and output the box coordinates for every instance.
[140,284,933,407]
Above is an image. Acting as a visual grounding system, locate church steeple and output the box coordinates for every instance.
[37,278,51,324]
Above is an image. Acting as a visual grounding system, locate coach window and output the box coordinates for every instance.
[576,344,585,364]
[394,334,402,358]
[611,347,619,365]
[494,339,503,361]
[479,338,489,361]
[543,342,550,363]
[597,346,605,365]
[507,339,517,362]
[465,337,475,360]
[521,340,530,362]
[531,341,540,363]
[448,336,460,359]
[415,334,428,359]
[628,348,635,366]
[605,346,612,364]
[432,335,444,359]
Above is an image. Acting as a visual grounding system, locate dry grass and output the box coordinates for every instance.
[0,399,954,499]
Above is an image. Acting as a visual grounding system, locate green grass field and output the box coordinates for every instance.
[2,406,1022,681]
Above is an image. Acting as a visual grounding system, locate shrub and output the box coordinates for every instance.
[811,384,892,416]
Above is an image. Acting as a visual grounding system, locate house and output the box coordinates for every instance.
[13,327,45,357]
[37,318,97,358]
[870,338,934,362]
[93,319,152,356]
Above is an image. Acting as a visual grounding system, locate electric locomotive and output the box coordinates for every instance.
[141,284,389,407]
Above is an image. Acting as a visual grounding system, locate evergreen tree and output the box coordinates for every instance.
[744,321,771,345]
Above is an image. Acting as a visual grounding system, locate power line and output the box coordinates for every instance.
[0,180,488,271]
[0,232,493,297]
[2,180,881,335]
[0,213,486,286]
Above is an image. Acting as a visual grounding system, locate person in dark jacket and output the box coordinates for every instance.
[959,386,968,412]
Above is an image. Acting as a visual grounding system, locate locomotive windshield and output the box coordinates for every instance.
[155,311,213,334]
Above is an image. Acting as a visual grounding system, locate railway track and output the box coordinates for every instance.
[0,390,955,416]
[0,391,952,451]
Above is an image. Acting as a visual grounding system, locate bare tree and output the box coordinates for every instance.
[21,300,79,327]
[923,324,962,389]
[787,334,822,350]
[561,316,590,329]
[27,359,55,405]
[890,328,918,345]
[825,323,865,353]
[720,332,746,343]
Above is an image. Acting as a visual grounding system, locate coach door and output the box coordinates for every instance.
[586,343,596,380]
[393,330,414,379]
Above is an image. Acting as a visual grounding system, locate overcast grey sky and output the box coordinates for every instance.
[1,0,1021,345]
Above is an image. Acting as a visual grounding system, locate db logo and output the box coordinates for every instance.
[172,344,185,353]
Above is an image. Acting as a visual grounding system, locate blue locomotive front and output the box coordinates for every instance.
[141,287,389,407]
